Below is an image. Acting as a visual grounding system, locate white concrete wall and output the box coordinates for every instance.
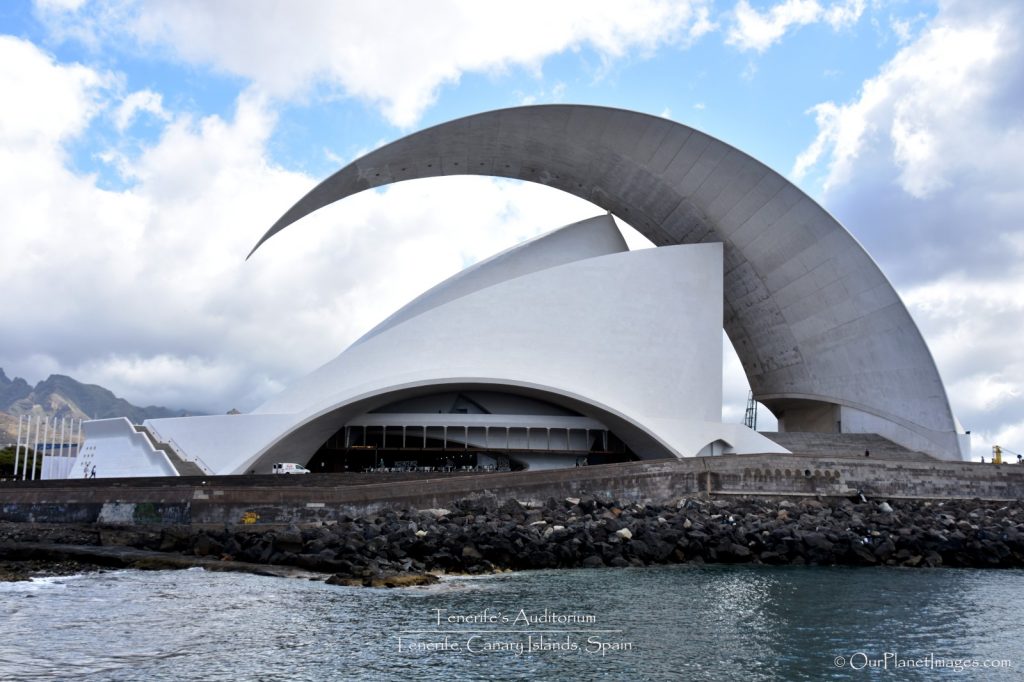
[258,243,725,422]
[244,241,787,473]
[144,414,296,476]
[40,452,79,480]
[106,216,785,476]
[354,214,628,346]
[77,418,177,478]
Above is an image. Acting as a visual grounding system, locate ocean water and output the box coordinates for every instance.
[1,565,1021,681]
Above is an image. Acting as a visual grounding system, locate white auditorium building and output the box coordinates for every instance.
[67,105,970,478]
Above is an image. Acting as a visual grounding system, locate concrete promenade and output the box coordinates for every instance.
[2,453,1022,527]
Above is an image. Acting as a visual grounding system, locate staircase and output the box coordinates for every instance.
[762,432,938,462]
[133,425,207,476]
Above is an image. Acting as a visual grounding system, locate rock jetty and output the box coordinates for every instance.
[2,496,1023,584]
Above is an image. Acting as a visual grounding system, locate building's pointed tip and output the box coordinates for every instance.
[244,241,262,261]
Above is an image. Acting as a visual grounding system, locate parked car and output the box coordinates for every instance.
[271,462,310,474]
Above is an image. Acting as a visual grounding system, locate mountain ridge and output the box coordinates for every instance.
[0,368,203,443]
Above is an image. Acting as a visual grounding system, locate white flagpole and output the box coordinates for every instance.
[41,416,51,479]
[40,417,51,481]
[48,417,56,477]
[22,415,30,479]
[68,418,77,479]
[56,417,62,479]
[51,418,57,480]
[49,417,58,480]
[13,414,23,480]
[21,415,30,479]
[67,418,75,479]
[29,415,40,480]
[59,417,68,480]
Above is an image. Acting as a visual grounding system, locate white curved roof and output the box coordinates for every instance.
[352,214,628,347]
[140,214,785,474]
[249,105,964,460]
[234,215,784,473]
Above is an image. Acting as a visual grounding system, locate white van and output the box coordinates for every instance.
[271,462,310,474]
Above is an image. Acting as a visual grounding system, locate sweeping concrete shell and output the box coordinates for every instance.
[74,105,967,478]
[140,215,786,475]
[250,105,966,461]
[239,215,788,473]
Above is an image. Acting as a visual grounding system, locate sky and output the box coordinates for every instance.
[0,0,1021,460]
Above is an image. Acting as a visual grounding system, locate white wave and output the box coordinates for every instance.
[0,575,75,592]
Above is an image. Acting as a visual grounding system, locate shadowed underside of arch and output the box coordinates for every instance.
[249,105,962,460]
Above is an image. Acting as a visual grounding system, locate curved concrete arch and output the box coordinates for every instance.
[251,105,962,459]
[245,240,791,470]
[242,378,693,475]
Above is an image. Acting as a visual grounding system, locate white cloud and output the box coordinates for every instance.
[37,0,715,128]
[0,37,600,411]
[517,81,568,106]
[793,0,1024,457]
[726,0,864,53]
[113,89,170,131]
[689,5,719,40]
[890,15,913,44]
[823,0,865,29]
[35,0,87,11]
[729,0,822,52]
[0,35,110,147]
[792,9,1012,197]
[903,271,1024,443]
[323,147,345,166]
[888,10,930,46]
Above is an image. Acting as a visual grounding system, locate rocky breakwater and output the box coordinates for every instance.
[142,496,1024,579]
[4,497,1024,585]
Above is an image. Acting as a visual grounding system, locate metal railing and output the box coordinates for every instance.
[138,425,213,475]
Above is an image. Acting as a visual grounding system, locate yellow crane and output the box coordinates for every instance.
[992,445,1023,464]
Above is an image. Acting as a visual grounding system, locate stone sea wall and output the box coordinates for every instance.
[3,456,1024,529]
[3,496,1023,586]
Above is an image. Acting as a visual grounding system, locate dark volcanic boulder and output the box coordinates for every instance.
[273,527,304,553]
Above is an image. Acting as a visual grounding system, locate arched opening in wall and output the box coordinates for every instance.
[698,439,735,457]
[304,387,641,473]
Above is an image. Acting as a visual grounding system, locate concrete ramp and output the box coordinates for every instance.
[761,432,937,461]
